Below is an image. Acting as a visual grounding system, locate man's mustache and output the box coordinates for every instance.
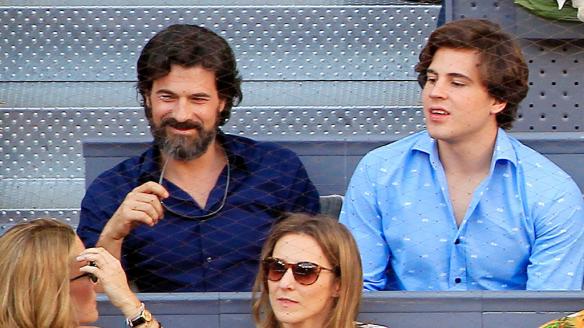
[160,118,203,130]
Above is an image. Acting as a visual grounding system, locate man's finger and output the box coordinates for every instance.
[133,193,165,218]
[129,201,161,223]
[128,210,158,227]
[132,181,169,199]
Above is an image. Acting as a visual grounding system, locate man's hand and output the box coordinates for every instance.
[101,181,169,241]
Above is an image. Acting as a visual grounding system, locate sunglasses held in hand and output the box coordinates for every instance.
[70,261,98,283]
[262,257,339,285]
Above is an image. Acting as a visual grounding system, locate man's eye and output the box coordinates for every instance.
[426,77,437,84]
[452,81,466,87]
[159,95,173,101]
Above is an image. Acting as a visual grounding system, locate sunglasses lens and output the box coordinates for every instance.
[293,262,319,285]
[263,258,322,285]
[265,258,287,282]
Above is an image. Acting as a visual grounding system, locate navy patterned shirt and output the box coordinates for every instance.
[78,132,320,292]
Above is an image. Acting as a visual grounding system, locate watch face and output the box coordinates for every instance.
[130,309,153,327]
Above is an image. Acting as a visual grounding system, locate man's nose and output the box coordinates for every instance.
[428,81,448,99]
[172,98,192,121]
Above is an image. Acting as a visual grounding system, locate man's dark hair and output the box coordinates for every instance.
[415,19,529,130]
[137,24,242,126]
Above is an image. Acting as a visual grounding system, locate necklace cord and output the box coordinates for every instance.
[157,156,230,220]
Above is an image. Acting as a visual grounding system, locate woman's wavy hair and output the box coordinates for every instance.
[0,219,78,328]
[136,24,242,126]
[252,213,363,328]
[415,19,529,130]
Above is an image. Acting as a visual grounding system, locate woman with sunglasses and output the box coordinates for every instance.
[0,218,161,328]
[252,213,388,328]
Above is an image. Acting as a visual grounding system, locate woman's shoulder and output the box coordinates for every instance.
[355,321,389,328]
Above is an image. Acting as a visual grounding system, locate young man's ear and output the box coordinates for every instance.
[490,98,507,115]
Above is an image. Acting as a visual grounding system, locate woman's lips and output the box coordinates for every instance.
[276,297,299,307]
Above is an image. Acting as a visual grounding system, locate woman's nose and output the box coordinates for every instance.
[278,268,296,289]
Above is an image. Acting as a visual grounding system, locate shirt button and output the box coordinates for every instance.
[455,278,462,283]
[206,257,213,263]
[454,239,460,245]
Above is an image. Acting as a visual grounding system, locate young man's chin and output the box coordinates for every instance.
[426,125,451,141]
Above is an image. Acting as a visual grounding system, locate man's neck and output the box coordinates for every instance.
[162,140,226,178]
[437,129,498,176]
[437,128,499,226]
[160,139,228,208]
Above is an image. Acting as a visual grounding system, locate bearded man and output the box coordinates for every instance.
[78,24,320,292]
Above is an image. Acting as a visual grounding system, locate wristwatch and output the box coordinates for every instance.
[126,303,153,327]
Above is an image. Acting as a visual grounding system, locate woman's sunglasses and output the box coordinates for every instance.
[262,257,338,286]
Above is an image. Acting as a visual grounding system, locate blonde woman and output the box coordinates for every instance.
[252,213,387,328]
[0,218,161,328]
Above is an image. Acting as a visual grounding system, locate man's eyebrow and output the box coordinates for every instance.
[447,72,472,80]
[154,89,211,98]
[426,68,472,80]
[155,89,176,95]
[189,92,212,98]
[426,68,438,75]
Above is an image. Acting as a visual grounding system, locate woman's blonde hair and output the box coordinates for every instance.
[252,213,363,328]
[0,218,78,328]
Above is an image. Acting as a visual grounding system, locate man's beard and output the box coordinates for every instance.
[150,116,218,161]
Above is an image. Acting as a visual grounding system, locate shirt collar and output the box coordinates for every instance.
[139,146,162,182]
[490,128,518,167]
[215,131,250,170]
[412,128,518,168]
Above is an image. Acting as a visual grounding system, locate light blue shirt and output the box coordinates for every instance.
[340,130,584,291]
